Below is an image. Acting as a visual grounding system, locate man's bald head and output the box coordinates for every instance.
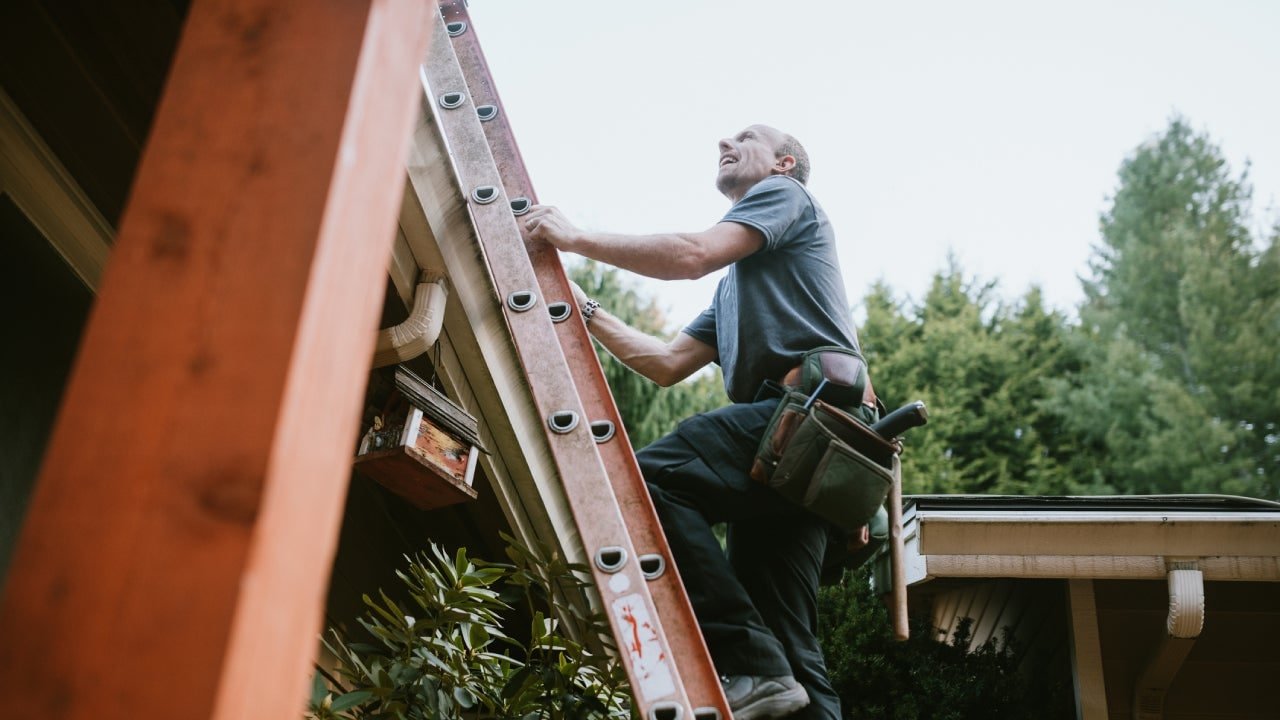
[773,130,810,185]
[717,125,812,200]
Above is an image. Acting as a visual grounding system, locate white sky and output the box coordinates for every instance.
[464,0,1280,324]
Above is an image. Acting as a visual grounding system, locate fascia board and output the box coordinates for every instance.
[880,509,1280,586]
[916,510,1280,522]
[920,554,1280,582]
[0,88,112,290]
[916,511,1280,558]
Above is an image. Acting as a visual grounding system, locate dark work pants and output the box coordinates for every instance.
[636,397,840,720]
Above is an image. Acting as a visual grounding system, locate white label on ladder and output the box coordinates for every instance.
[610,593,676,702]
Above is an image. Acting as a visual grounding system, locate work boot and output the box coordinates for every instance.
[720,675,810,720]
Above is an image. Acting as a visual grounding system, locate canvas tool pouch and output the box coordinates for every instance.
[751,391,896,533]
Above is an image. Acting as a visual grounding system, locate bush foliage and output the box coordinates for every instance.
[309,540,1069,719]
[308,538,629,720]
[819,569,1074,719]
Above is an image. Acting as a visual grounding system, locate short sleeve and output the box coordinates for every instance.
[682,305,717,352]
[720,176,809,252]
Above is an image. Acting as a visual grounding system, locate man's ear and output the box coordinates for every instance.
[773,154,797,175]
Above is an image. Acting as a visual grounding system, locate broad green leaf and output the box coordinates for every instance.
[330,689,373,712]
[310,671,328,705]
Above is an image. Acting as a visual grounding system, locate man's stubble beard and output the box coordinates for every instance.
[715,171,738,199]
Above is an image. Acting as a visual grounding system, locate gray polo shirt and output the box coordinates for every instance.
[683,175,859,403]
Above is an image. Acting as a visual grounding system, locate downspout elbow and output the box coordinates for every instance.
[1166,565,1204,639]
[372,273,448,368]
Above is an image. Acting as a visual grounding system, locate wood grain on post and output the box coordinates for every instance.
[0,1,430,718]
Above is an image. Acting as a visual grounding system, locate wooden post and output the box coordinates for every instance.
[889,458,909,641]
[1067,580,1109,720]
[0,1,430,718]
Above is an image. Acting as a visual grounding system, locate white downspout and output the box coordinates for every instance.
[372,273,447,369]
[1132,563,1205,720]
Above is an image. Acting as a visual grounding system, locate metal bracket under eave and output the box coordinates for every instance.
[1132,562,1205,720]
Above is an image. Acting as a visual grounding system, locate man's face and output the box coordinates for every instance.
[716,125,785,200]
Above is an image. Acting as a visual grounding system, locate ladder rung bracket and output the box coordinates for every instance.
[471,184,500,204]
[437,2,729,716]
[437,91,466,109]
[547,301,573,323]
[595,546,628,573]
[547,410,579,434]
[650,701,685,720]
[639,553,666,579]
[422,12,688,713]
[505,289,537,312]
[590,419,616,443]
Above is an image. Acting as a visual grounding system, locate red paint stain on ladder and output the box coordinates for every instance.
[621,603,644,658]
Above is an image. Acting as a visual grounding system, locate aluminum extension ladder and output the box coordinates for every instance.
[425,3,729,718]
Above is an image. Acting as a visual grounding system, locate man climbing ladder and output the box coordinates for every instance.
[525,124,867,720]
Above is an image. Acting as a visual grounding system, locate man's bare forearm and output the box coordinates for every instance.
[525,205,764,281]
[568,230,710,281]
[586,306,714,387]
[587,307,681,385]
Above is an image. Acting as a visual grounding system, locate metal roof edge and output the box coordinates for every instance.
[903,494,1280,513]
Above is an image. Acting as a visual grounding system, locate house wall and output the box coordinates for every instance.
[923,578,1076,716]
[928,578,1069,662]
[925,576,1280,718]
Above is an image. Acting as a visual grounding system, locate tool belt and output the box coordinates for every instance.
[751,347,895,534]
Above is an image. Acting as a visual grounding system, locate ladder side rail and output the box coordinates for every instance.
[421,16,692,718]
[438,3,730,716]
[400,148,596,644]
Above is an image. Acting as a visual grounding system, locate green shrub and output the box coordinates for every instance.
[819,568,1073,719]
[307,537,630,720]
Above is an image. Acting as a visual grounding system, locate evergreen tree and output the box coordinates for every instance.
[1051,117,1279,498]
[860,260,1088,496]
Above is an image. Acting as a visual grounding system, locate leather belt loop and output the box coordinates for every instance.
[781,360,879,411]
